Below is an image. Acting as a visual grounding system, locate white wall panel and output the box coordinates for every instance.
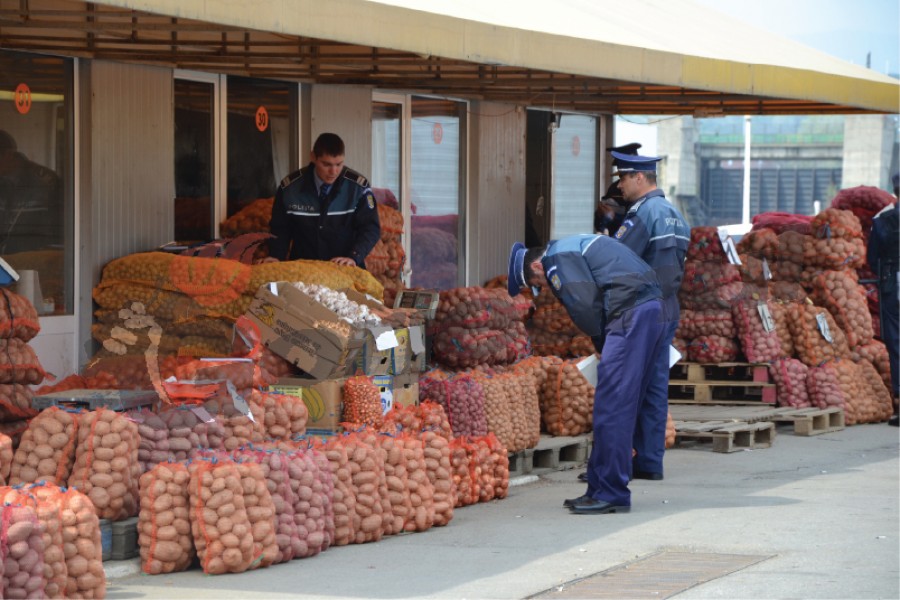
[310,84,373,177]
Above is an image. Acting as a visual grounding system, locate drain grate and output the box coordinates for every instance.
[531,551,771,599]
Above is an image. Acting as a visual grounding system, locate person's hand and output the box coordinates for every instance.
[330,256,356,267]
[259,256,280,264]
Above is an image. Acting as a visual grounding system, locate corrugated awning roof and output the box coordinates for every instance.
[1,0,897,115]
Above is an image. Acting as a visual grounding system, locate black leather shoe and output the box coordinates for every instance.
[889,414,899,427]
[632,470,663,481]
[577,471,588,482]
[569,498,631,514]
[563,494,591,508]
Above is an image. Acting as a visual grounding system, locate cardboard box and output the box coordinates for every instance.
[245,282,388,380]
[374,372,420,414]
[356,327,401,376]
[270,377,345,434]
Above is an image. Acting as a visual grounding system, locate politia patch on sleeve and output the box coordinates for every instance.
[367,193,375,209]
[550,273,562,291]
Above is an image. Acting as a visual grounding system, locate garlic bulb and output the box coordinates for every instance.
[290,282,381,325]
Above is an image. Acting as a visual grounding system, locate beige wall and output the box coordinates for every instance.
[310,84,374,178]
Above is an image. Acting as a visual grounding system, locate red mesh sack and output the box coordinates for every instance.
[731,300,784,363]
[418,370,488,437]
[0,485,65,598]
[0,504,46,599]
[0,338,46,385]
[768,358,811,408]
[676,309,736,340]
[736,228,778,259]
[0,288,40,342]
[751,211,812,235]
[830,185,894,238]
[680,260,741,295]
[685,226,728,262]
[687,335,740,363]
[0,383,37,422]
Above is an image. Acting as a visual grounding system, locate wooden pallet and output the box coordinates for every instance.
[670,405,845,436]
[674,420,775,453]
[508,434,591,477]
[770,407,845,436]
[669,362,775,405]
[670,362,770,384]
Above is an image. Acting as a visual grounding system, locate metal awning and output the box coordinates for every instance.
[1,0,897,115]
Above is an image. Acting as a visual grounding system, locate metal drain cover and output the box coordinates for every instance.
[531,551,771,599]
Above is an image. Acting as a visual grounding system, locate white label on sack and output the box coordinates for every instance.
[717,228,742,265]
[757,302,776,333]
[816,313,834,343]
[190,406,216,424]
[576,354,599,387]
[762,257,772,281]
[226,380,256,422]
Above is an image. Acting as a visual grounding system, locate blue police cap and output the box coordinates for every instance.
[606,142,641,155]
[508,242,541,297]
[610,151,662,174]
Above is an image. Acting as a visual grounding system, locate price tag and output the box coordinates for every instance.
[757,302,775,333]
[226,380,256,423]
[761,258,772,281]
[816,313,834,343]
[190,406,216,424]
[716,228,742,265]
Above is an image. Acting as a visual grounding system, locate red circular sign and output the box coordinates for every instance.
[571,135,581,157]
[255,106,269,132]
[14,83,32,115]
[432,123,443,145]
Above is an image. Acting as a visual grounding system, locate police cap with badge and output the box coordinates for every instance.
[610,151,663,175]
[507,242,541,297]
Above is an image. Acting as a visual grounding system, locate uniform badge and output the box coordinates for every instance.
[614,225,627,239]
[367,193,375,209]
[550,273,561,291]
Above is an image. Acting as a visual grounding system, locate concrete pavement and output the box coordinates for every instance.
[106,422,899,600]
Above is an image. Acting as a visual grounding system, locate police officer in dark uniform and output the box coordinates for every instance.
[611,150,689,480]
[509,235,667,514]
[594,143,642,236]
[867,174,899,427]
[268,133,380,267]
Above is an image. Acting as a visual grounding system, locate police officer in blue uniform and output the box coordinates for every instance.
[867,176,899,427]
[508,235,667,514]
[268,133,380,267]
[610,150,689,480]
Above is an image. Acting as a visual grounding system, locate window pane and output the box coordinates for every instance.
[227,76,291,218]
[371,101,401,209]
[552,114,596,238]
[410,97,462,290]
[1,49,73,315]
[174,79,214,242]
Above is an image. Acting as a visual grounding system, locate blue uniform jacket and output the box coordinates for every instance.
[613,189,689,318]
[269,164,381,266]
[542,234,662,352]
[867,202,899,300]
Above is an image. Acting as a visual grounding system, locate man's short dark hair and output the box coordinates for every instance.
[523,245,547,283]
[642,171,657,185]
[313,133,345,158]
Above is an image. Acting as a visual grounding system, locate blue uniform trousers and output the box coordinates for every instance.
[586,299,667,506]
[880,287,899,397]
[632,317,679,475]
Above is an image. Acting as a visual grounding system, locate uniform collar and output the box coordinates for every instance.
[626,188,665,215]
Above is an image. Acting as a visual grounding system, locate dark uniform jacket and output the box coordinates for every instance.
[269,164,381,266]
[542,234,662,353]
[613,189,689,320]
[868,202,899,301]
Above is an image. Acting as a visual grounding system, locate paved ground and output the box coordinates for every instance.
[106,422,899,600]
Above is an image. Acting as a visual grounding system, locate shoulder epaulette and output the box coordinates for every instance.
[280,167,308,189]
[342,167,369,188]
[873,203,897,219]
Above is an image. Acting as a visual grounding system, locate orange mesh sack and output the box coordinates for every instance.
[806,361,850,414]
[540,360,594,437]
[398,433,435,533]
[67,409,140,521]
[849,339,892,392]
[202,385,265,451]
[362,431,412,536]
[342,376,384,429]
[448,437,478,508]
[768,358,812,409]
[0,384,37,427]
[736,228,778,259]
[810,270,874,348]
[0,338,46,385]
[234,461,278,570]
[471,372,514,451]
[419,370,487,437]
[0,288,40,342]
[137,462,194,575]
[853,360,894,424]
[680,260,741,294]
[787,303,850,367]
[342,433,389,543]
[0,432,12,485]
[0,485,65,599]
[665,412,676,449]
[420,430,455,527]
[258,391,308,442]
[0,504,46,599]
[188,459,255,575]
[313,437,358,547]
[9,406,79,486]
[676,309,736,340]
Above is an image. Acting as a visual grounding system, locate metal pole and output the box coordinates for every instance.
[742,115,751,225]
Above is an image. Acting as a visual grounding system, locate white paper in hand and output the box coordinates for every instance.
[669,345,683,368]
[576,354,599,387]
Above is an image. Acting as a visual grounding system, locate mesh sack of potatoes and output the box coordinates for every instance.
[768,358,812,409]
[809,269,874,349]
[0,485,65,598]
[0,503,46,598]
[219,197,274,237]
[9,407,79,486]
[311,437,358,547]
[138,462,195,575]
[786,303,850,367]
[0,288,40,342]
[418,370,488,438]
[67,408,141,521]
[539,359,594,437]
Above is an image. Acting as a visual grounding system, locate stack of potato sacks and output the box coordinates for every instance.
[679,202,895,424]
[0,288,44,442]
[89,251,383,384]
[365,195,406,307]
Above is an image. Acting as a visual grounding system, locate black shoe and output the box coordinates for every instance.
[889,414,899,427]
[563,494,591,508]
[569,498,631,514]
[577,471,588,482]
[632,470,663,481]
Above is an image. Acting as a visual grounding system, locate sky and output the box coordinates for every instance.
[617,0,900,154]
